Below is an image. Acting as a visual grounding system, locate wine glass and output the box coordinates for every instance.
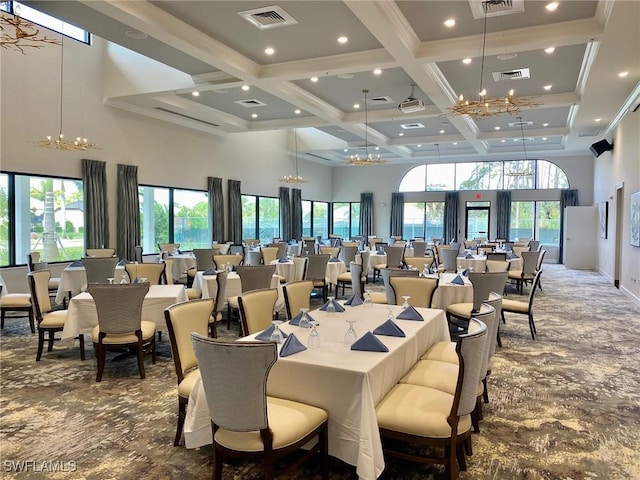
[363,292,372,307]
[402,296,410,309]
[119,275,128,284]
[344,317,357,346]
[269,320,284,344]
[308,321,321,349]
[326,296,336,316]
[422,264,431,277]
[298,308,311,329]
[107,277,114,284]
[139,277,148,283]
[386,307,395,322]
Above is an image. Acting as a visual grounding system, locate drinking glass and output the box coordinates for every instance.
[107,278,114,284]
[402,296,410,309]
[308,321,321,349]
[269,320,284,344]
[386,307,395,322]
[344,318,357,346]
[422,264,431,277]
[298,308,311,329]
[139,277,148,283]
[119,275,128,284]
[363,292,372,307]
[326,296,336,316]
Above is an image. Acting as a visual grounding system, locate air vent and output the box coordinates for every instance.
[368,96,393,104]
[400,123,425,130]
[238,5,298,30]
[234,99,267,108]
[508,120,533,127]
[469,0,524,19]
[578,130,601,137]
[155,108,220,127]
[492,68,530,82]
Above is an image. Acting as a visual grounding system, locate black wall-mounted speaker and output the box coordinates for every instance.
[590,139,613,157]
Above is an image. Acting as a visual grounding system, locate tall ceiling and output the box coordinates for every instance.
[24,0,640,165]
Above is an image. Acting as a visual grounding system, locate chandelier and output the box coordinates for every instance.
[1,12,61,53]
[33,36,98,151]
[346,89,385,166]
[447,1,541,118]
[280,128,307,184]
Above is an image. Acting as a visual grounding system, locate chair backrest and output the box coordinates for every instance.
[282,280,313,319]
[238,288,278,335]
[191,334,275,432]
[359,250,371,276]
[521,251,539,275]
[404,256,434,271]
[273,242,288,258]
[227,244,244,257]
[304,254,330,281]
[235,265,276,293]
[27,252,41,272]
[411,241,427,258]
[468,271,508,311]
[260,246,279,265]
[380,268,419,304]
[338,245,358,268]
[389,276,439,308]
[134,245,143,263]
[384,246,405,269]
[86,248,116,258]
[88,283,149,335]
[435,244,451,264]
[484,295,502,365]
[242,239,259,248]
[193,249,216,271]
[440,248,459,272]
[485,260,508,272]
[512,245,529,257]
[81,256,119,284]
[213,243,231,255]
[536,249,547,270]
[349,262,364,299]
[527,270,543,308]
[27,270,53,318]
[477,246,493,256]
[293,256,308,281]
[213,254,243,269]
[453,318,488,417]
[318,246,340,258]
[164,298,214,382]
[125,262,165,285]
[463,240,477,249]
[486,252,507,262]
[159,243,180,253]
[470,304,496,383]
[214,270,228,314]
[163,258,174,284]
[528,240,541,252]
[449,242,461,253]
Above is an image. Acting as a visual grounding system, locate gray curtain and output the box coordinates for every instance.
[444,191,459,243]
[359,192,374,239]
[390,192,404,237]
[81,159,109,249]
[208,177,224,243]
[279,186,291,241]
[228,179,242,244]
[291,188,302,240]
[496,190,511,240]
[116,164,140,261]
[559,189,579,263]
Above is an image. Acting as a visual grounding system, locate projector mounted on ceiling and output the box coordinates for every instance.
[398,85,425,114]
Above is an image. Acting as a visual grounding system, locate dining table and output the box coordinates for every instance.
[428,272,474,309]
[456,254,523,272]
[55,264,126,305]
[168,253,197,280]
[61,284,188,340]
[184,302,449,480]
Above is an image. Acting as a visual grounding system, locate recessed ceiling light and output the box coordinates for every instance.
[444,18,456,28]
[337,36,348,44]
[373,68,382,75]
[251,113,258,119]
[241,85,250,91]
[337,73,354,79]
[595,118,601,122]
[294,109,301,115]
[439,130,445,134]
[543,123,549,127]
[353,103,360,109]
[344,148,348,152]
[125,30,147,40]
[543,84,552,91]
[191,91,200,97]
[546,2,559,12]
[542,137,548,140]
[399,133,404,137]
[618,71,629,78]
[494,126,501,130]
[453,142,458,145]
[310,76,319,82]
[375,147,380,151]
[501,139,506,143]
[417,144,422,148]
[462,58,472,65]
[544,47,556,54]
[497,53,517,60]
[264,47,275,55]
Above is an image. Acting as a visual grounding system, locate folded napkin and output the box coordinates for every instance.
[329,256,341,262]
[319,299,345,312]
[351,331,389,352]
[465,253,474,259]
[232,265,237,272]
[69,260,83,267]
[202,267,217,275]
[344,294,363,306]
[117,259,127,266]
[279,333,307,357]
[396,305,424,321]
[507,253,519,259]
[373,319,406,337]
[132,277,141,283]
[278,256,289,263]
[289,311,316,326]
[255,324,289,342]
[462,268,469,277]
[377,249,385,254]
[451,274,465,285]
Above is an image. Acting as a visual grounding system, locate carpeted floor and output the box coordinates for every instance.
[1,264,639,479]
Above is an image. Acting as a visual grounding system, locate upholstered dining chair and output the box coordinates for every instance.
[260,246,279,265]
[372,245,405,282]
[410,241,427,258]
[403,256,434,272]
[27,252,60,301]
[192,248,216,271]
[292,256,308,282]
[439,248,459,273]
[336,261,365,297]
[318,246,340,258]
[81,256,119,284]
[282,280,313,320]
[85,248,116,257]
[227,265,276,331]
[303,254,330,303]
[376,318,488,479]
[507,250,540,293]
[338,245,358,270]
[528,240,541,252]
[486,252,507,262]
[28,271,85,361]
[435,244,451,266]
[0,284,34,333]
[164,298,214,446]
[158,243,180,253]
[501,269,543,340]
[210,270,228,337]
[191,334,329,479]
[134,245,143,263]
[212,254,243,270]
[485,260,509,273]
[376,267,420,305]
[88,282,155,382]
[389,276,439,308]
[237,288,278,336]
[125,262,166,285]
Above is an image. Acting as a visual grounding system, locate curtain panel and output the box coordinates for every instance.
[390,192,404,237]
[359,192,374,239]
[496,190,511,240]
[279,186,291,241]
[228,179,242,244]
[444,191,459,243]
[559,189,579,263]
[81,159,109,249]
[208,177,224,243]
[291,189,302,241]
[116,164,140,261]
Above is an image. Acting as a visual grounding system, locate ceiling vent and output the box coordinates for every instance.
[238,5,298,30]
[400,123,425,130]
[492,68,530,82]
[368,96,393,105]
[155,108,219,127]
[578,129,601,137]
[234,99,267,108]
[469,0,525,19]
[508,119,533,127]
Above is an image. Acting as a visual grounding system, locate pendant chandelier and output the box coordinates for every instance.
[447,0,540,118]
[280,128,307,184]
[506,116,533,178]
[33,36,98,151]
[0,11,61,53]
[346,89,385,166]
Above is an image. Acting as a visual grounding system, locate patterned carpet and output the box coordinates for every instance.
[1,264,639,479]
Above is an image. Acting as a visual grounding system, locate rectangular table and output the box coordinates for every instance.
[184,303,449,480]
[192,271,284,312]
[62,285,188,340]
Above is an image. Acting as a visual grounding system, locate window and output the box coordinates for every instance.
[504,160,534,190]
[139,186,169,253]
[241,195,279,244]
[426,164,455,191]
[456,162,503,190]
[173,189,209,250]
[331,202,359,239]
[0,173,9,266]
[537,161,569,189]
[302,200,312,237]
[402,202,445,241]
[510,201,534,242]
[399,165,426,192]
[510,200,560,245]
[312,201,329,239]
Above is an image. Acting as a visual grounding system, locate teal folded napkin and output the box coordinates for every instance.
[462,268,469,276]
[289,311,316,326]
[396,305,424,321]
[278,256,289,263]
[344,294,363,306]
[117,259,127,266]
[319,299,345,312]
[202,267,216,275]
[351,331,388,352]
[255,324,289,341]
[451,274,465,285]
[69,260,83,267]
[279,333,307,357]
[373,319,405,337]
[329,256,341,262]
[465,253,474,259]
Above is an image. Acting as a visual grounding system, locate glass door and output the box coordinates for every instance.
[465,202,490,240]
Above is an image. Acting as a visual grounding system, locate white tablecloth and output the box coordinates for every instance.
[269,260,346,286]
[456,255,522,272]
[169,254,197,280]
[430,272,474,309]
[193,271,284,312]
[62,285,188,340]
[184,303,449,480]
[55,265,126,305]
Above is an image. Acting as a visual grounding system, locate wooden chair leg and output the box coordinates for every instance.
[464,436,473,456]
[1,310,5,329]
[96,344,106,382]
[36,330,45,361]
[456,441,467,471]
[174,400,186,446]
[320,424,329,480]
[28,309,35,334]
[78,334,85,361]
[151,337,157,364]
[136,343,146,379]
[47,331,55,352]
[214,445,224,479]
[482,378,489,403]
[496,326,502,347]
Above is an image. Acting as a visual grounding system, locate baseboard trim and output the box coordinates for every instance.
[599,268,640,307]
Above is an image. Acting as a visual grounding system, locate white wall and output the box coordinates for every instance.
[594,110,640,304]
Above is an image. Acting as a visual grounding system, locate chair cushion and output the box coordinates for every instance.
[373,263,387,270]
[185,287,201,300]
[228,296,239,309]
[40,310,67,328]
[507,270,523,279]
[400,359,458,395]
[369,292,387,304]
[0,294,32,307]
[92,320,156,344]
[446,303,473,319]
[48,278,60,289]
[376,384,471,438]
[178,369,201,399]
[502,298,528,313]
[214,396,327,452]
[312,279,326,287]
[421,341,459,365]
[337,272,351,282]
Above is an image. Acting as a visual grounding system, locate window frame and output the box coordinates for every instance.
[241,194,280,244]
[331,201,360,239]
